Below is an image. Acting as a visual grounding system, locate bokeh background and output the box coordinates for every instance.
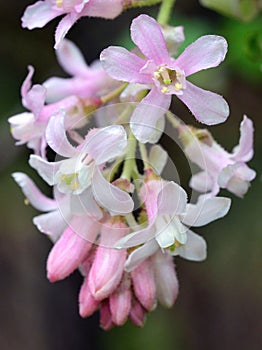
[0,1,261,349]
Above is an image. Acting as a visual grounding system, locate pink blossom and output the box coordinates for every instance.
[29,117,134,216]
[183,115,256,197]
[101,14,230,143]
[116,180,231,270]
[43,39,116,103]
[22,0,124,49]
[8,66,84,156]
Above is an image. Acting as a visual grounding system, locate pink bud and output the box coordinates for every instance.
[131,259,156,311]
[129,298,146,328]
[79,277,100,318]
[100,301,114,331]
[152,251,179,308]
[109,274,132,326]
[88,221,129,300]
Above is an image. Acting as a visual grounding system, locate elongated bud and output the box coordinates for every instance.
[129,298,146,327]
[100,301,114,331]
[88,221,129,300]
[131,259,156,311]
[109,274,132,326]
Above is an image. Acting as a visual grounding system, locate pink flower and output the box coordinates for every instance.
[116,180,231,270]
[8,66,84,156]
[29,116,134,216]
[43,39,115,103]
[21,0,124,49]
[101,14,230,143]
[183,115,256,197]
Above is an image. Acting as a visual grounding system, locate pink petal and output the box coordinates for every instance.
[56,39,91,77]
[140,180,164,223]
[131,259,156,311]
[70,187,103,219]
[232,115,254,162]
[153,251,179,308]
[12,172,57,212]
[21,1,61,29]
[79,276,100,318]
[175,35,227,77]
[84,125,127,164]
[178,81,229,125]
[100,46,151,84]
[181,196,231,227]
[129,299,146,327]
[157,181,188,216]
[175,230,207,261]
[130,88,171,143]
[131,14,170,64]
[21,66,34,102]
[92,167,134,216]
[55,12,80,50]
[100,301,114,331]
[82,0,123,19]
[46,114,77,157]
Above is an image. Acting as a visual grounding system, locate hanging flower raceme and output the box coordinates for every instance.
[21,0,125,48]
[101,14,230,143]
[180,115,256,197]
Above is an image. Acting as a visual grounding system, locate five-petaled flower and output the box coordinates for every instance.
[101,14,230,143]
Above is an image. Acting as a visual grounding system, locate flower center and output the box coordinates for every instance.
[60,172,81,191]
[153,66,185,94]
[55,0,83,11]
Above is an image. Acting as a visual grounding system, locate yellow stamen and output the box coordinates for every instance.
[56,0,63,7]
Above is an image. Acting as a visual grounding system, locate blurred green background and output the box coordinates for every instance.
[0,1,261,349]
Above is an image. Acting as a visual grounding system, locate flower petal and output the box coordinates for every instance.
[12,172,57,211]
[56,39,90,76]
[175,35,227,77]
[174,230,207,261]
[55,12,80,50]
[178,81,229,125]
[100,46,151,84]
[189,171,214,193]
[21,1,61,29]
[46,114,77,157]
[181,196,231,227]
[84,125,127,164]
[91,167,134,215]
[148,145,168,176]
[232,115,254,162]
[29,155,62,186]
[124,240,159,272]
[70,187,103,219]
[130,88,171,143]
[131,14,170,64]
[115,223,155,249]
[33,211,67,242]
[157,181,188,216]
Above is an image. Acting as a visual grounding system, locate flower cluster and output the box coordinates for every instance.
[10,1,256,330]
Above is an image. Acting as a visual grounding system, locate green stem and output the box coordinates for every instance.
[126,0,162,8]
[100,83,128,105]
[139,142,150,170]
[121,130,137,180]
[157,0,176,25]
[166,110,181,129]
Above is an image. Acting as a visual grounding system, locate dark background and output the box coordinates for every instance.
[0,1,261,349]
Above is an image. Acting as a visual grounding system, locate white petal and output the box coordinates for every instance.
[181,196,231,227]
[12,172,57,212]
[70,188,103,219]
[189,171,214,193]
[29,155,62,186]
[115,223,155,249]
[157,181,188,216]
[33,210,68,242]
[175,230,207,261]
[148,144,168,176]
[124,240,159,272]
[46,114,77,157]
[231,115,254,162]
[92,167,134,216]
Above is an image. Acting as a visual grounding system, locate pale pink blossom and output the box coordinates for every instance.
[184,115,256,197]
[101,14,229,143]
[116,180,231,270]
[43,39,116,103]
[29,117,134,216]
[8,66,84,156]
[22,0,124,49]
